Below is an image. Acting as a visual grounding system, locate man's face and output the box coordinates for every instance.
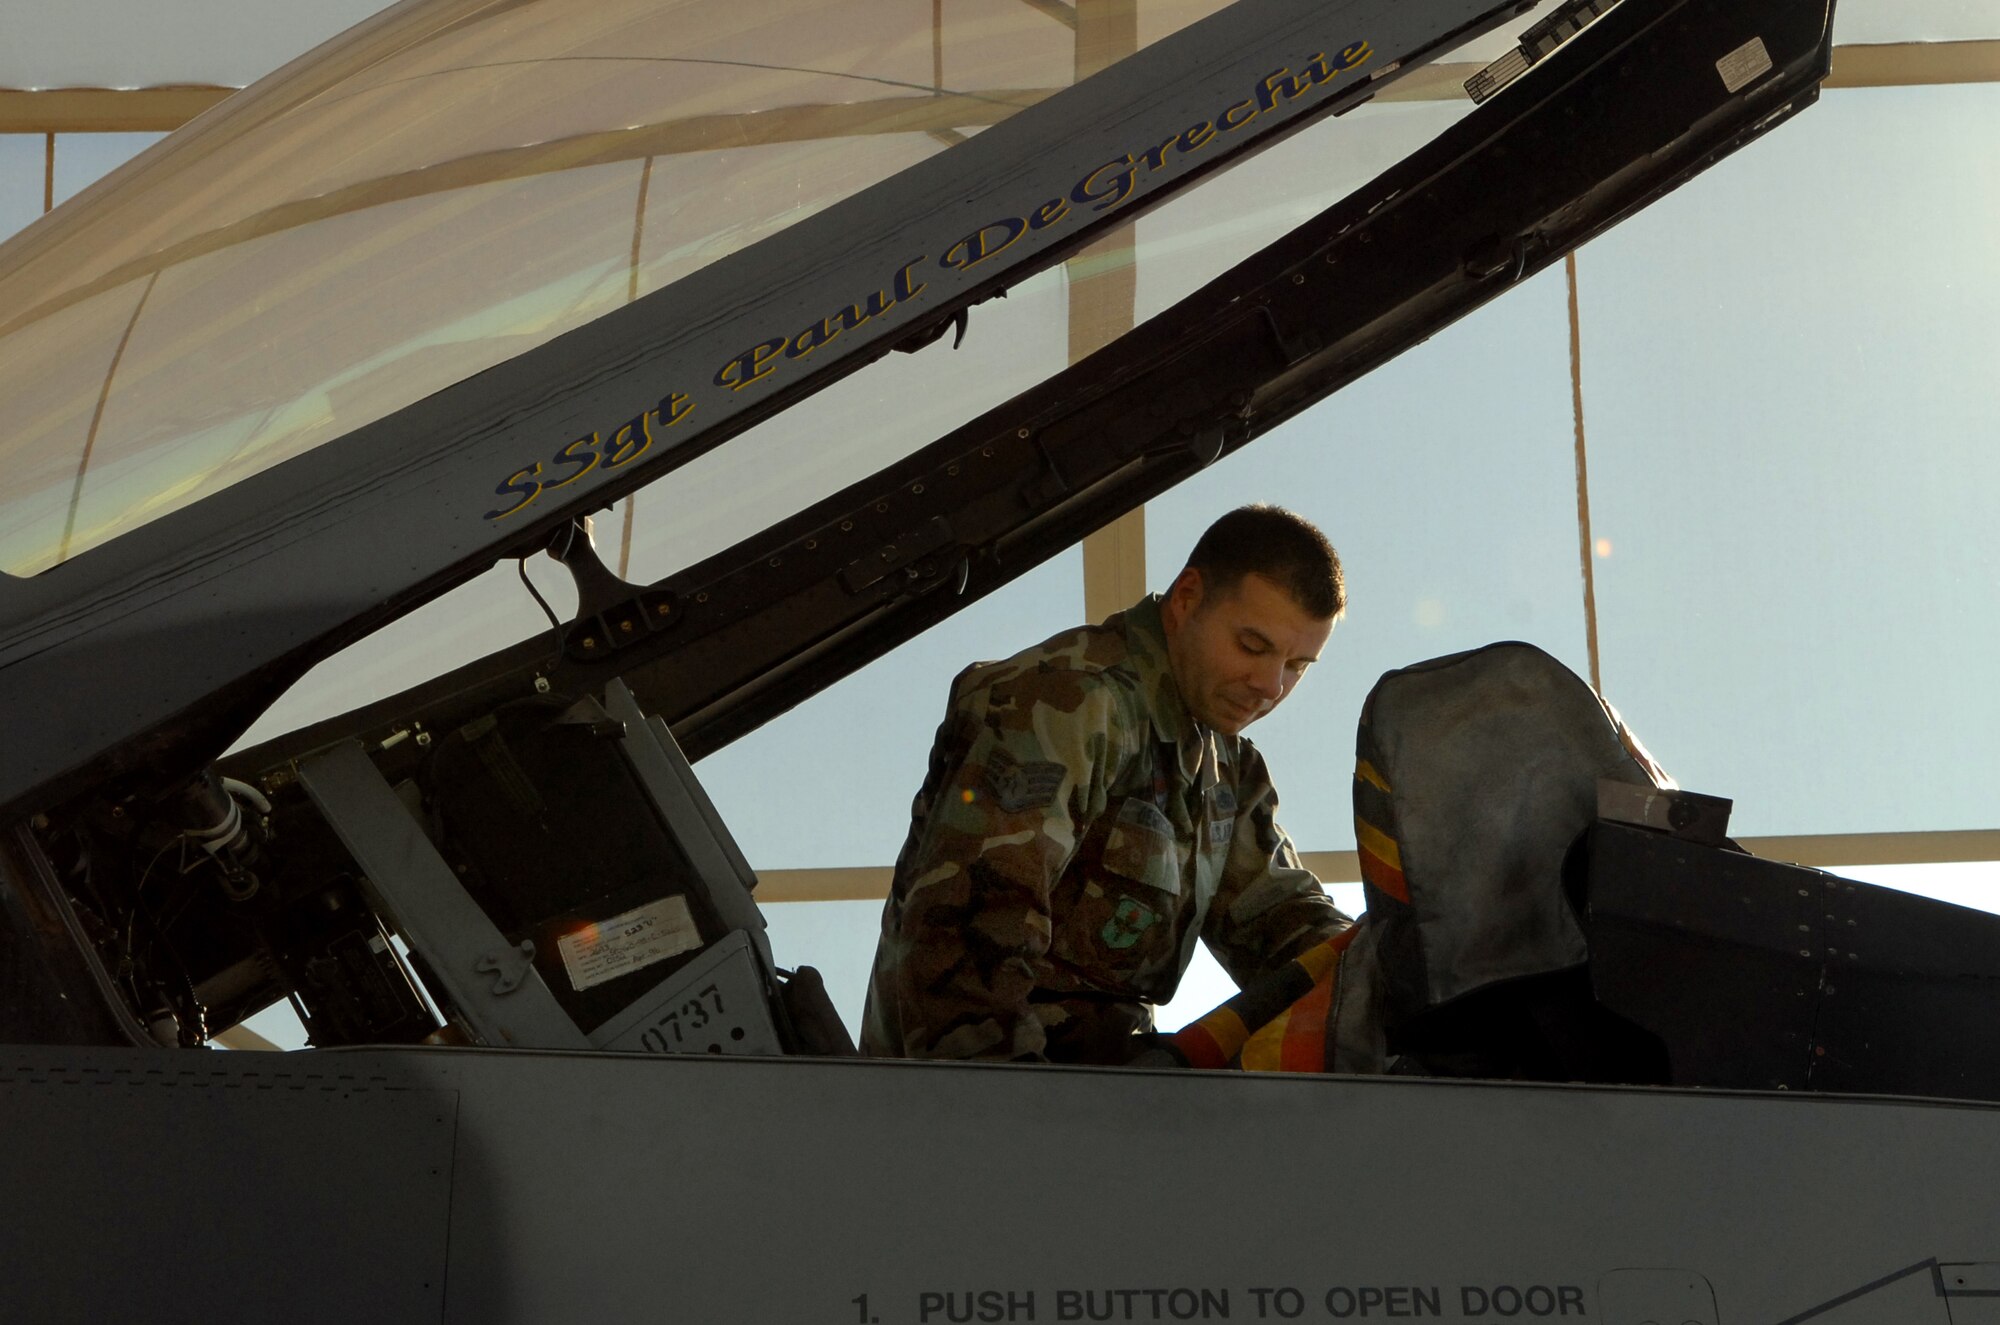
[1160,569,1334,736]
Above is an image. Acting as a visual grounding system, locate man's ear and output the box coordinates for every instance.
[1162,567,1204,633]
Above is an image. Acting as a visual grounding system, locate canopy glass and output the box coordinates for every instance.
[5,0,1992,93]
[0,0,1264,578]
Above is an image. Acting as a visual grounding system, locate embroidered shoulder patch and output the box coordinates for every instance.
[986,747,1066,813]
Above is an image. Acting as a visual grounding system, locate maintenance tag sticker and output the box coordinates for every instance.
[558,895,701,992]
[1717,36,1772,94]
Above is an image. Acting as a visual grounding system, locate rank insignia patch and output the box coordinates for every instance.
[986,747,1066,813]
[1102,897,1158,950]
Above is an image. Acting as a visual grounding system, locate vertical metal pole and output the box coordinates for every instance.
[1566,252,1605,695]
[1071,0,1148,622]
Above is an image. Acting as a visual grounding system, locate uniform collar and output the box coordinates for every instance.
[1118,594,1218,790]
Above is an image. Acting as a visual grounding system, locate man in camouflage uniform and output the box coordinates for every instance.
[862,505,1352,1063]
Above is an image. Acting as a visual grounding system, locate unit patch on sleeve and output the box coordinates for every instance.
[986,746,1067,813]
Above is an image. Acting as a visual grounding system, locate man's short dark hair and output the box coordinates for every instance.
[1184,504,1345,620]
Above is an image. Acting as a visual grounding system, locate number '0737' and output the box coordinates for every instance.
[485,391,695,521]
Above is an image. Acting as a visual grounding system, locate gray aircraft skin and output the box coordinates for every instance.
[4,1043,1999,1324]
[11,1,2000,1322]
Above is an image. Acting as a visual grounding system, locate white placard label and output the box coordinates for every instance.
[1717,37,1772,95]
[558,895,700,992]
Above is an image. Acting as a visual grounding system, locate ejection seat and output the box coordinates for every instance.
[1327,642,2000,1101]
[1340,641,1682,1082]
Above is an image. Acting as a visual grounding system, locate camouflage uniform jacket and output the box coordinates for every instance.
[860,595,1351,1063]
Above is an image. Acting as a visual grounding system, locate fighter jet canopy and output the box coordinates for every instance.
[0,0,1833,819]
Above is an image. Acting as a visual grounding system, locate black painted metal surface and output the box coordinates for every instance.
[1586,821,2000,1102]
